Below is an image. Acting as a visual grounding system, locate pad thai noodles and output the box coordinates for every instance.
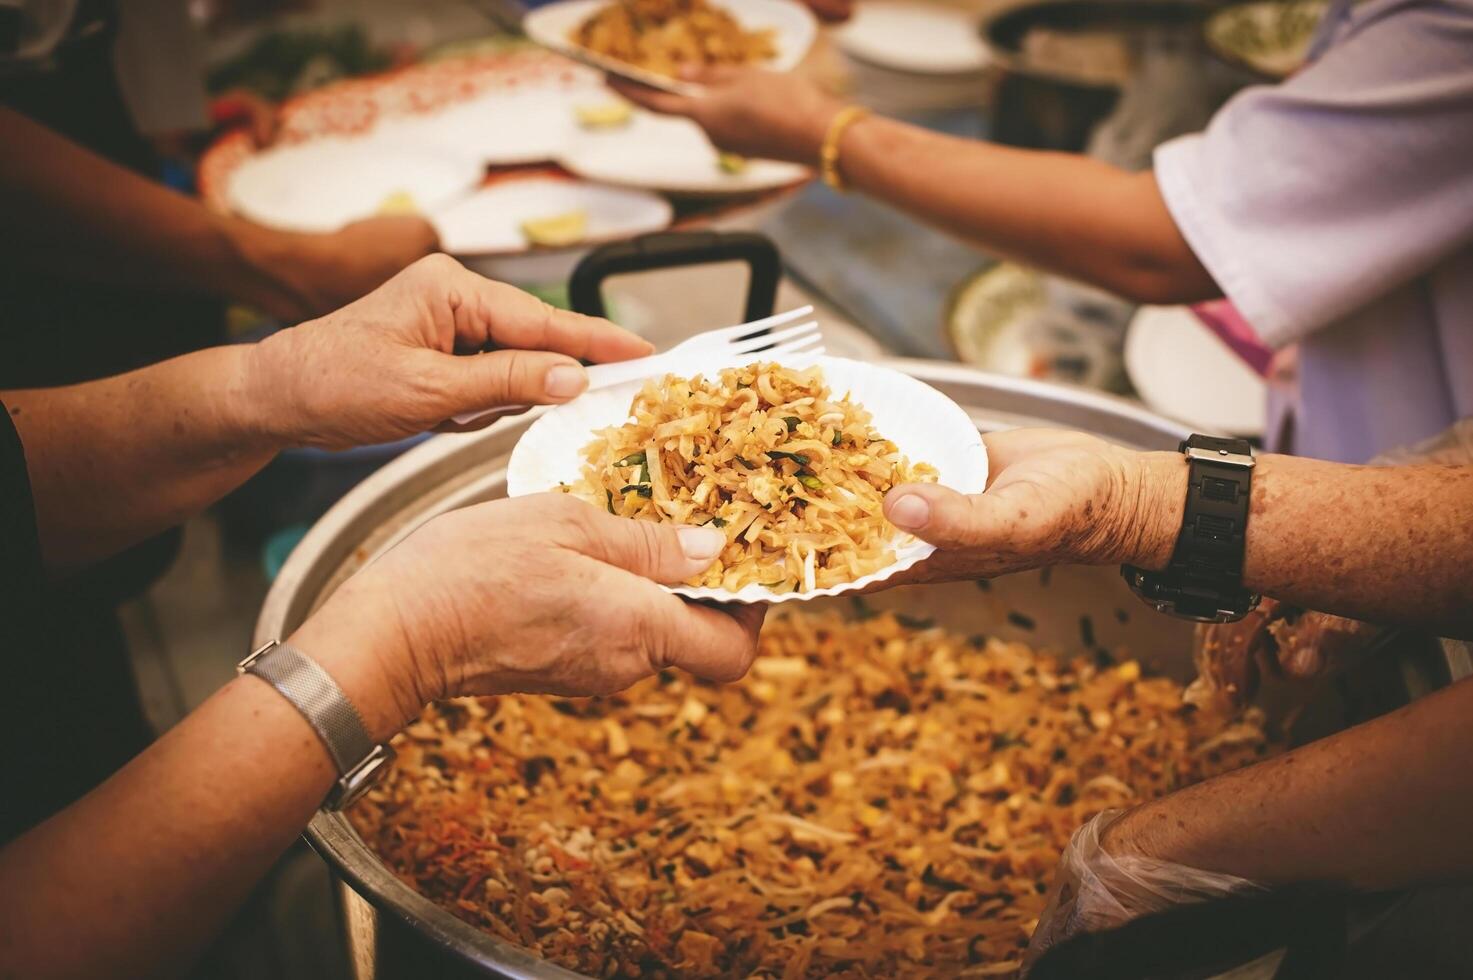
[573,0,778,78]
[351,609,1275,978]
[559,361,937,593]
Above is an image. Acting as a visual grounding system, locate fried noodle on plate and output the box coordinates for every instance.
[351,609,1278,978]
[558,361,937,594]
[573,0,779,77]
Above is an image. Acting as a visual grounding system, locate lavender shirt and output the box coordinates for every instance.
[1153,0,1473,463]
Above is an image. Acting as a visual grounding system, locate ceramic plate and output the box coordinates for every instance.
[383,88,587,166]
[834,1,990,75]
[524,0,818,96]
[432,175,674,256]
[226,135,483,233]
[505,353,988,604]
[1125,305,1266,437]
[559,111,809,196]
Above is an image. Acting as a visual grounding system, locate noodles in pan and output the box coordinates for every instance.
[351,609,1275,978]
[559,361,937,594]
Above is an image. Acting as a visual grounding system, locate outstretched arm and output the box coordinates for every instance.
[615,70,1218,305]
[0,495,761,980]
[0,105,438,321]
[5,256,652,573]
[883,429,1473,638]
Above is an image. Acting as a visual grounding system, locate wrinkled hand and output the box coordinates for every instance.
[292,494,766,737]
[1189,597,1386,709]
[611,67,844,164]
[880,429,1186,583]
[241,254,652,449]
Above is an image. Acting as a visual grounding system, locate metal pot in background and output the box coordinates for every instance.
[980,0,1242,154]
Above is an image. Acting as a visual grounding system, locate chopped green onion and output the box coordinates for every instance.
[620,484,653,498]
[832,430,843,446]
[783,417,801,432]
[605,489,616,514]
[615,451,647,466]
[735,457,757,470]
[710,517,728,528]
[798,474,825,491]
[638,460,650,484]
[767,450,810,465]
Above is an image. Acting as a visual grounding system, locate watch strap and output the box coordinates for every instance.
[238,641,393,808]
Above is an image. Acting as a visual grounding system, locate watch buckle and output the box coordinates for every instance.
[324,743,397,811]
[1185,445,1255,469]
[237,639,278,674]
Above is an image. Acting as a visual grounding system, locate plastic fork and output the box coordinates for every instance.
[451,306,824,425]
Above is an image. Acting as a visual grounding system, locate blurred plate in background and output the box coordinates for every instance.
[432,174,673,255]
[1125,304,1266,436]
[226,136,482,233]
[559,111,810,196]
[834,0,990,75]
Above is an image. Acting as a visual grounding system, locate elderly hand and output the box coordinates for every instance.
[881,429,1187,582]
[239,253,652,449]
[611,67,845,165]
[290,494,766,739]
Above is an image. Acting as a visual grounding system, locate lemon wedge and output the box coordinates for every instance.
[376,190,419,215]
[520,209,588,247]
[575,101,633,129]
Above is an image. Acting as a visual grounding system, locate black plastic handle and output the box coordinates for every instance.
[568,231,781,322]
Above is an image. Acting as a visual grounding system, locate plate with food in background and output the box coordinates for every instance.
[431,173,674,255]
[507,353,988,603]
[559,109,810,196]
[225,135,483,234]
[524,0,818,95]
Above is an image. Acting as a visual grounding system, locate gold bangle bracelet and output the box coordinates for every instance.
[820,104,870,193]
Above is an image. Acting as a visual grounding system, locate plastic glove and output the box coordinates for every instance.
[1023,810,1267,975]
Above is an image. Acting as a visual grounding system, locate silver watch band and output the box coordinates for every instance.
[238,641,394,809]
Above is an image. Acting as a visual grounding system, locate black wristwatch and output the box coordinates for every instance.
[1121,434,1260,623]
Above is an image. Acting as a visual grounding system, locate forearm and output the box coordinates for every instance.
[0,106,317,316]
[5,346,281,572]
[836,115,1219,304]
[1133,452,1473,637]
[1105,675,1473,891]
[0,615,410,980]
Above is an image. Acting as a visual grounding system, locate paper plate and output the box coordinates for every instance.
[225,135,483,234]
[1125,305,1266,437]
[383,88,586,166]
[506,355,988,604]
[559,111,810,196]
[834,1,990,75]
[432,175,673,255]
[525,0,818,96]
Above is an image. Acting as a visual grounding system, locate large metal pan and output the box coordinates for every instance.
[255,363,1453,979]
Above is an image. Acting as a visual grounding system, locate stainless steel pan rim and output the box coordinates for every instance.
[257,359,1193,979]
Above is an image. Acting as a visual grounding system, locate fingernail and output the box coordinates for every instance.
[887,493,930,530]
[544,364,587,399]
[677,526,726,562]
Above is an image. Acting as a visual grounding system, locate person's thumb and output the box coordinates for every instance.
[435,348,589,415]
[883,482,1000,550]
[578,512,728,584]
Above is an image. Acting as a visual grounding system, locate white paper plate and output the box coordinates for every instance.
[226,135,483,234]
[1125,305,1266,437]
[432,176,673,256]
[559,111,809,196]
[525,0,818,96]
[506,355,988,603]
[835,1,990,75]
[383,88,586,166]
